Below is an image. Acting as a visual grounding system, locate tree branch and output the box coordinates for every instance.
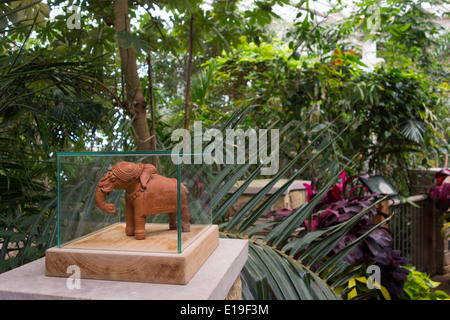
[146,53,157,151]
[185,13,195,132]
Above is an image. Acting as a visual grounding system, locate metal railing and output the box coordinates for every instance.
[388,195,427,271]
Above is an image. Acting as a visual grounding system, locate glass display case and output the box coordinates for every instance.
[46,151,218,284]
[56,151,213,253]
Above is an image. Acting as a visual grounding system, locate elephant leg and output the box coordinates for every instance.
[181,210,190,232]
[168,212,177,230]
[134,215,147,240]
[181,195,190,232]
[125,200,135,236]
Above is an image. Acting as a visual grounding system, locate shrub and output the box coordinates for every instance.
[268,171,410,299]
[402,266,450,300]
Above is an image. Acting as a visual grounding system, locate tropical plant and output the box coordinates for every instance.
[267,170,411,299]
[290,61,447,191]
[344,268,391,300]
[1,0,448,302]
[428,168,450,239]
[0,12,125,272]
[429,168,450,213]
[1,0,295,153]
[0,136,55,272]
[402,266,450,300]
[199,104,415,299]
[208,32,448,193]
[278,0,450,191]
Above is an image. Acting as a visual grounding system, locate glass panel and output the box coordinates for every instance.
[179,162,213,252]
[57,152,212,253]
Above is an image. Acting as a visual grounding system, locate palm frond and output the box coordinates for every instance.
[223,233,341,300]
[209,110,374,299]
[398,119,426,143]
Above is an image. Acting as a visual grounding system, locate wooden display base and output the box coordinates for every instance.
[45,223,219,285]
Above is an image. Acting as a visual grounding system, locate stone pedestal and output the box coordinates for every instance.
[0,239,248,300]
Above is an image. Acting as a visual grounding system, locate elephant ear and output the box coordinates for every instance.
[139,164,157,189]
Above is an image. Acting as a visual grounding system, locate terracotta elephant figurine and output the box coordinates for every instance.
[94,161,190,240]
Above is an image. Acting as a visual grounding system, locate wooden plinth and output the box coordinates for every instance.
[45,224,219,285]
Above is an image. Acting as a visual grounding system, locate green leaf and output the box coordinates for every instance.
[331,266,364,288]
[398,120,426,143]
[0,229,26,243]
[299,196,388,269]
[400,23,411,32]
[243,221,278,237]
[281,228,329,256]
[0,0,42,20]
[264,172,340,247]
[236,174,297,233]
[116,31,150,54]
[211,163,251,222]
[222,127,321,231]
[225,233,340,300]
[316,211,391,275]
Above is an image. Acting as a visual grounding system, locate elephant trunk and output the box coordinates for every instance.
[94,186,116,214]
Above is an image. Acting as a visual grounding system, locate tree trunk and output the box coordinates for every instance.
[146,52,162,170]
[113,0,151,151]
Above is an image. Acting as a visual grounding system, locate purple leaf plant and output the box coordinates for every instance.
[428,168,450,213]
[267,170,410,299]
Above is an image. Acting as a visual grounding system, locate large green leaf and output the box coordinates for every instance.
[315,213,392,275]
[295,196,388,267]
[398,119,426,143]
[263,172,341,247]
[222,121,338,232]
[211,115,367,300]
[116,31,150,54]
[224,233,341,300]
[0,0,42,21]
[212,119,305,223]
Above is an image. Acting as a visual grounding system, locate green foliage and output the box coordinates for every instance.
[336,266,391,300]
[1,153,52,270]
[211,107,393,299]
[116,31,150,54]
[0,8,125,272]
[207,35,448,191]
[1,0,449,301]
[284,0,450,180]
[227,234,341,300]
[441,212,450,239]
[211,39,300,109]
[402,266,450,300]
